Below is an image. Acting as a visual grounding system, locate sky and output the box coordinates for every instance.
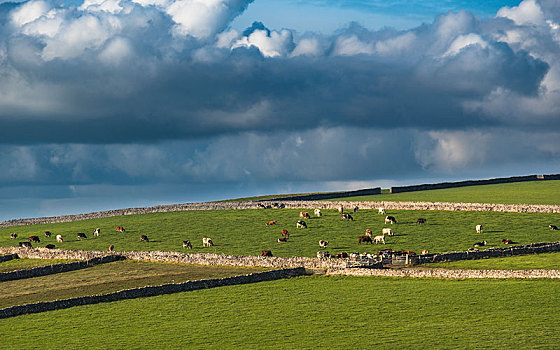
[0,0,559,221]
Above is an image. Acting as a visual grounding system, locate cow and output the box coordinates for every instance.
[265,220,277,226]
[277,237,288,242]
[317,251,330,259]
[56,235,63,243]
[502,239,516,244]
[141,235,149,242]
[319,240,328,248]
[299,212,311,219]
[281,229,289,238]
[261,250,273,257]
[45,244,55,249]
[384,216,396,224]
[10,233,17,239]
[382,228,394,236]
[473,240,487,247]
[373,235,386,244]
[94,228,100,236]
[365,229,372,237]
[421,249,429,255]
[314,209,322,217]
[358,236,373,244]
[397,250,416,255]
[28,236,40,243]
[476,224,483,233]
[378,207,386,215]
[202,237,214,247]
[335,252,349,259]
[45,231,52,238]
[338,206,344,214]
[296,221,307,229]
[109,245,114,252]
[353,206,359,214]
[116,226,126,232]
[76,233,87,240]
[341,213,354,221]
[378,248,393,256]
[19,241,32,248]
[416,218,426,224]
[183,240,192,249]
[549,225,559,231]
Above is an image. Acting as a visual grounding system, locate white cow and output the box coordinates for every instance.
[314,209,322,217]
[56,235,63,243]
[319,240,328,248]
[378,207,386,215]
[382,228,394,236]
[94,228,100,237]
[373,235,385,244]
[476,224,483,233]
[385,216,397,224]
[202,237,214,247]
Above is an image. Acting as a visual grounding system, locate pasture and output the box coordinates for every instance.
[0,258,77,273]
[0,260,266,309]
[1,208,559,258]
[1,275,559,349]
[426,252,560,270]
[338,180,560,205]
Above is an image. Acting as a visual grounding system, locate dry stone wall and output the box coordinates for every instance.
[327,267,560,279]
[0,254,17,263]
[0,267,308,319]
[1,200,560,229]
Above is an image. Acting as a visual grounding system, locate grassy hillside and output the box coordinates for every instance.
[2,209,559,257]
[425,252,560,270]
[338,180,560,205]
[2,275,559,349]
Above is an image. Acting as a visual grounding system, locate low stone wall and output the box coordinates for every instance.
[2,200,560,229]
[326,267,560,279]
[417,242,560,264]
[390,174,560,194]
[0,254,18,263]
[0,254,124,282]
[264,187,381,201]
[0,267,308,319]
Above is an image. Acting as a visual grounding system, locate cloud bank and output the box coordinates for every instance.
[0,0,559,219]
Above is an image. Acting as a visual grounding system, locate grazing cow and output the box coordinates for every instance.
[382,228,394,236]
[384,216,396,224]
[317,251,330,259]
[378,249,393,255]
[473,240,487,247]
[19,241,32,248]
[502,239,516,244]
[281,229,289,238]
[299,212,311,219]
[94,228,100,236]
[45,244,55,249]
[296,221,307,229]
[261,250,273,257]
[319,240,328,248]
[421,249,429,255]
[76,233,87,240]
[338,206,344,214]
[314,209,322,217]
[45,231,52,238]
[183,240,192,249]
[549,224,559,231]
[358,236,373,244]
[10,233,17,239]
[28,236,40,243]
[341,213,354,221]
[373,235,386,244]
[353,206,359,214]
[202,237,214,247]
[257,203,267,209]
[476,224,483,233]
[416,218,426,224]
[265,220,277,226]
[141,235,149,242]
[378,207,386,215]
[277,237,288,242]
[335,252,349,259]
[116,226,126,232]
[365,229,372,237]
[56,235,63,243]
[109,245,114,252]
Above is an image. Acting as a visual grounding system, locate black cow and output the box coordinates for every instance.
[45,244,55,249]
[261,250,273,257]
[141,235,149,242]
[416,218,426,224]
[341,213,354,221]
[28,236,40,243]
[10,233,17,239]
[19,241,32,248]
[182,240,192,249]
[76,232,87,240]
[549,225,559,231]
[45,231,52,238]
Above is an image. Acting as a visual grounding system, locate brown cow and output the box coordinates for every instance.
[261,250,273,257]
[281,229,289,238]
[116,226,126,232]
[299,212,311,219]
[365,229,372,237]
[109,245,114,252]
[358,236,372,244]
[265,220,277,226]
[28,236,40,243]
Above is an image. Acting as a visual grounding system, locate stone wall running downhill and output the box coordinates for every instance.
[0,267,308,319]
[0,254,18,263]
[1,200,560,229]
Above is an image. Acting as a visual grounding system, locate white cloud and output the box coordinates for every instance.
[332,35,374,56]
[11,0,50,27]
[232,28,293,57]
[443,33,488,57]
[497,0,545,26]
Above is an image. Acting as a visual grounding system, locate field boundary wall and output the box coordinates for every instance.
[390,174,560,194]
[0,254,18,263]
[326,267,560,279]
[0,267,307,319]
[1,200,560,228]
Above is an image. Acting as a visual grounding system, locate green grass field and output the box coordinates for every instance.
[338,180,560,205]
[0,260,265,309]
[425,252,560,270]
[2,208,559,258]
[1,275,559,349]
[0,258,77,272]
